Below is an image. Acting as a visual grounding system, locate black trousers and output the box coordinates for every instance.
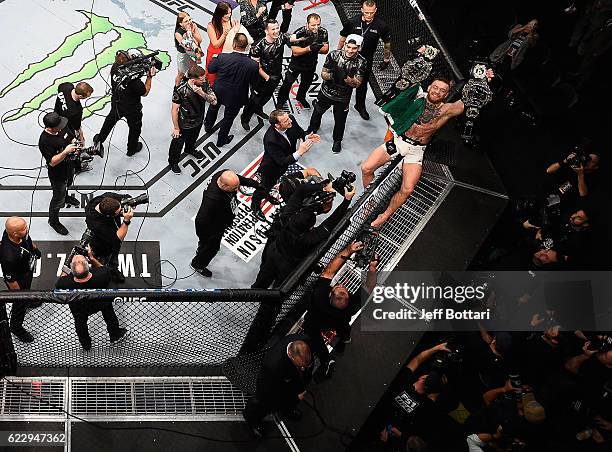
[69,302,121,348]
[355,60,373,109]
[204,102,242,144]
[250,171,277,216]
[303,322,330,365]
[308,92,350,142]
[276,67,315,106]
[6,273,34,333]
[193,222,223,269]
[268,0,293,33]
[98,106,143,153]
[242,76,281,122]
[168,124,202,165]
[251,241,293,289]
[49,177,68,223]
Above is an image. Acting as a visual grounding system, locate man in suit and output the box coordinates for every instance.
[250,109,320,221]
[204,33,259,147]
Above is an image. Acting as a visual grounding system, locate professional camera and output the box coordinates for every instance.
[353,227,379,268]
[114,50,162,93]
[566,144,592,168]
[66,139,104,171]
[587,335,612,353]
[328,170,356,194]
[431,339,463,372]
[120,193,149,213]
[63,229,93,274]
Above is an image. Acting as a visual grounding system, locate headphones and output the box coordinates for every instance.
[115,50,130,61]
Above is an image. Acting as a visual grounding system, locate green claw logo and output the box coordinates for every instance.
[0,10,171,122]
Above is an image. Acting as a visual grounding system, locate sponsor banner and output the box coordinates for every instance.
[0,241,161,289]
[222,152,304,262]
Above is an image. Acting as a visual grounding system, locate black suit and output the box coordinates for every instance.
[251,116,306,214]
[204,51,259,145]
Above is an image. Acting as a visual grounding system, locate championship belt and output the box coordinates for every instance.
[396,45,439,89]
[183,31,203,64]
[460,62,493,144]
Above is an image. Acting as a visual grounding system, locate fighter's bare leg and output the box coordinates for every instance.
[371,161,423,228]
[361,144,391,188]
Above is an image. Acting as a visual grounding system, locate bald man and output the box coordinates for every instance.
[0,217,42,342]
[192,169,260,276]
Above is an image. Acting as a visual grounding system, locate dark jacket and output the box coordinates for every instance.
[208,51,259,107]
[260,116,306,186]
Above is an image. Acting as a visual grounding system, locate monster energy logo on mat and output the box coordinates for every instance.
[0,10,170,122]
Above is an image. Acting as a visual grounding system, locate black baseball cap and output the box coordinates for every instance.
[43,112,68,130]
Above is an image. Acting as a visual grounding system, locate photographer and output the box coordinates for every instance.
[94,50,155,157]
[0,217,41,343]
[545,143,601,201]
[307,34,366,154]
[56,251,128,351]
[380,343,451,448]
[303,241,378,381]
[38,112,79,235]
[252,180,355,289]
[85,193,135,283]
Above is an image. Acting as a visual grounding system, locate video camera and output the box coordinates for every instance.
[587,335,612,353]
[114,50,162,94]
[431,339,463,373]
[120,193,149,213]
[353,227,379,268]
[63,229,94,274]
[566,144,592,169]
[66,139,104,172]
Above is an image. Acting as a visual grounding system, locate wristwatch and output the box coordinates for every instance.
[123,220,131,225]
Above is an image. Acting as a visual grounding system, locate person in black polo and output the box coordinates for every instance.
[38,112,79,235]
[56,253,128,351]
[240,19,302,130]
[191,169,260,277]
[303,241,378,381]
[94,50,155,157]
[0,217,41,343]
[169,65,217,174]
[54,82,94,146]
[276,13,329,109]
[243,334,312,438]
[85,193,135,283]
[250,110,320,221]
[307,35,366,154]
[338,0,392,120]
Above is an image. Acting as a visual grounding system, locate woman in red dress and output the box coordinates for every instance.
[206,2,239,86]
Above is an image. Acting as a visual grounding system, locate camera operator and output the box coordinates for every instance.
[0,217,41,343]
[303,241,378,382]
[85,193,135,283]
[39,112,79,235]
[307,34,367,154]
[276,13,330,109]
[54,81,94,147]
[191,169,260,277]
[252,180,356,289]
[545,142,601,201]
[55,251,128,351]
[94,50,155,157]
[380,342,451,449]
[243,334,311,438]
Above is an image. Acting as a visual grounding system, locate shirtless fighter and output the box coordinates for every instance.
[361,47,492,228]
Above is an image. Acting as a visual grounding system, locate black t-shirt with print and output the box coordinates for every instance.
[340,15,392,62]
[54,82,84,133]
[38,127,74,181]
[0,230,35,288]
[251,33,292,76]
[290,26,329,72]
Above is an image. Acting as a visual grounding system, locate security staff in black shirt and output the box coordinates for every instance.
[307,34,366,154]
[38,112,79,235]
[191,169,259,277]
[276,13,329,109]
[85,193,135,283]
[339,0,392,120]
[169,65,217,174]
[304,241,378,381]
[0,217,41,343]
[94,50,155,157]
[54,81,94,145]
[240,19,302,129]
[243,334,312,437]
